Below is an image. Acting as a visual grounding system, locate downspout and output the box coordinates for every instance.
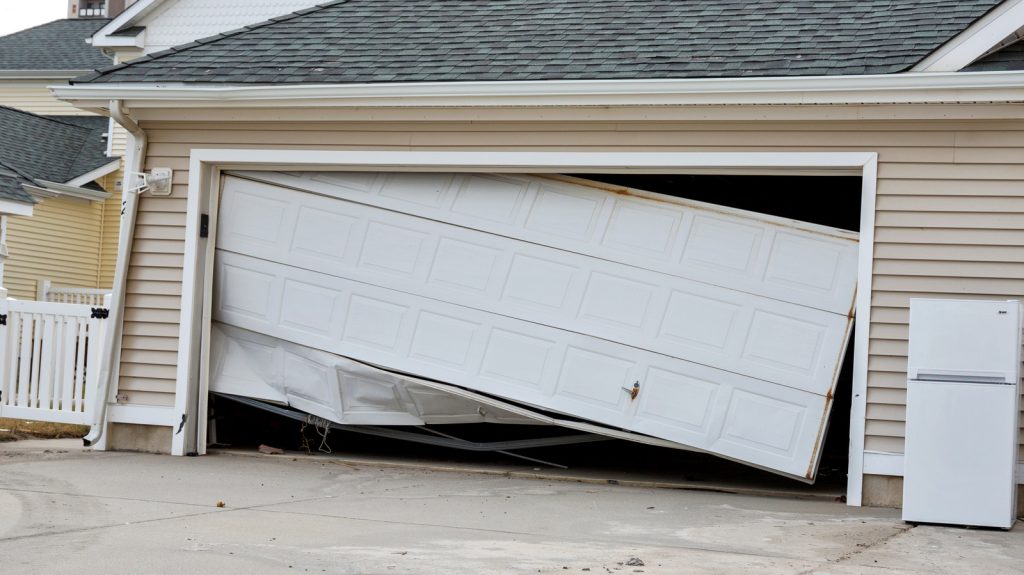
[84,99,147,447]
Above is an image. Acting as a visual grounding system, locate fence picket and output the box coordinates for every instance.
[5,311,21,408]
[38,314,56,410]
[62,317,76,411]
[16,314,32,407]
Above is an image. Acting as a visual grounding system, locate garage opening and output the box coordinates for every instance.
[206,170,861,494]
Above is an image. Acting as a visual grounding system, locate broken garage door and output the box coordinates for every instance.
[213,172,858,479]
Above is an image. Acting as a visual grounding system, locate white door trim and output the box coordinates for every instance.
[175,150,878,504]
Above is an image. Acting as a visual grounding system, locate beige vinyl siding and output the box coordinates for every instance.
[97,169,123,289]
[0,84,89,116]
[109,122,129,161]
[124,117,1024,459]
[4,174,122,300]
[5,196,104,299]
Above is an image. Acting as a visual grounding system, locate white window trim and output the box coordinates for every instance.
[913,0,1024,72]
[169,149,878,504]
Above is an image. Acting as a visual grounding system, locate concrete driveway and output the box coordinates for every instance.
[1,439,1021,574]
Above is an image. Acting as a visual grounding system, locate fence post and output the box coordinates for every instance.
[84,294,113,429]
[36,279,50,302]
[0,289,7,416]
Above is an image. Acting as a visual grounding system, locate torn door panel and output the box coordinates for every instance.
[211,323,536,426]
[212,322,710,454]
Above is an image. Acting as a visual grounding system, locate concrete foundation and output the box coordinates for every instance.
[107,423,173,454]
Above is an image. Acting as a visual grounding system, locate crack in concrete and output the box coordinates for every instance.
[795,523,915,574]
[0,493,339,544]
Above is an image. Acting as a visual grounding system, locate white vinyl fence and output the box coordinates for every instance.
[37,279,112,306]
[0,296,111,425]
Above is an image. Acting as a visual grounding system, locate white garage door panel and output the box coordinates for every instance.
[236,171,858,315]
[218,177,850,396]
[210,323,538,426]
[214,252,826,478]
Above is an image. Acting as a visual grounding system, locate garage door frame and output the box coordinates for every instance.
[171,149,878,504]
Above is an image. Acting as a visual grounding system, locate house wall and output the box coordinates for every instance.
[5,196,104,300]
[3,171,122,300]
[133,0,322,54]
[0,84,89,115]
[115,112,1024,503]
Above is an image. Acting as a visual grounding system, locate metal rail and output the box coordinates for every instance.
[217,393,611,468]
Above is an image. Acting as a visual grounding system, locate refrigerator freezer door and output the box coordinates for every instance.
[908,299,1022,383]
[903,380,1019,528]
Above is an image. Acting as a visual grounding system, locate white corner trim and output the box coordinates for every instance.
[107,404,178,426]
[91,0,161,47]
[845,155,878,507]
[0,198,33,217]
[53,71,1024,109]
[913,0,1024,72]
[65,159,121,188]
[864,451,1024,485]
[174,149,877,506]
[863,451,905,477]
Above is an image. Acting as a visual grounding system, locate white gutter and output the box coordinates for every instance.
[53,71,1024,108]
[26,181,111,202]
[84,99,147,449]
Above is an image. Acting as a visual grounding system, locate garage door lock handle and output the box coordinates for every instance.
[621,381,640,400]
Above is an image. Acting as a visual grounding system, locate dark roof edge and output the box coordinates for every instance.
[0,105,101,131]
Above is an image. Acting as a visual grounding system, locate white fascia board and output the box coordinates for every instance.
[91,0,161,47]
[65,159,121,188]
[913,0,1024,72]
[53,71,1024,109]
[0,197,34,217]
[91,35,145,49]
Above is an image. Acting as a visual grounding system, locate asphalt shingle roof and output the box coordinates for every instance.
[0,18,112,72]
[963,40,1024,72]
[74,0,1002,85]
[0,107,112,204]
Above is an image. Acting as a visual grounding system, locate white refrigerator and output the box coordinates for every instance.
[903,299,1021,528]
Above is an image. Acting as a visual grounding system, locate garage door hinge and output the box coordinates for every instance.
[200,213,209,238]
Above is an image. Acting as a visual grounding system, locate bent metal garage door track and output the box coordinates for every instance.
[211,172,858,480]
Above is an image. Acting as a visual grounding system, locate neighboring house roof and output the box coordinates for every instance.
[0,107,115,203]
[963,40,1024,70]
[0,19,112,73]
[91,0,323,53]
[74,0,1004,85]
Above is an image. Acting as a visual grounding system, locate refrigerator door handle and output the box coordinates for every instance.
[910,369,1011,384]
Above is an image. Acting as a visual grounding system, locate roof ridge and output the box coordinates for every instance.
[0,105,95,132]
[73,0,351,83]
[0,156,38,185]
[0,18,111,40]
